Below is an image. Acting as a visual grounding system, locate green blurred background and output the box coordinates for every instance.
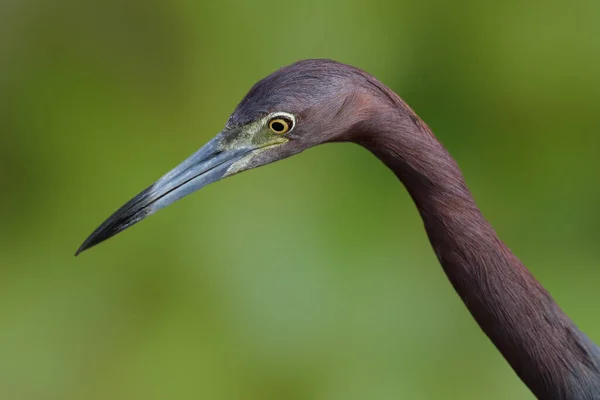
[2,0,599,398]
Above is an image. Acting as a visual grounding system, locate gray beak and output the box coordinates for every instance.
[76,132,254,255]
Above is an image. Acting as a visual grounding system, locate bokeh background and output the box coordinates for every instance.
[2,1,600,399]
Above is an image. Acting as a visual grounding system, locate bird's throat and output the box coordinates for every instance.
[357,110,600,399]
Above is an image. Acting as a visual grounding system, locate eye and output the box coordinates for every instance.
[268,116,293,134]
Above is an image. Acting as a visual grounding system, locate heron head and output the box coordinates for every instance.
[77,59,391,254]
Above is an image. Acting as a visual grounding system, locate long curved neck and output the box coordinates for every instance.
[355,99,600,399]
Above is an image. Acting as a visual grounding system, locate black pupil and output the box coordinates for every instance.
[272,121,286,132]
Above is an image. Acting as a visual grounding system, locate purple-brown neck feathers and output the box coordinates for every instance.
[231,58,600,397]
[353,86,600,399]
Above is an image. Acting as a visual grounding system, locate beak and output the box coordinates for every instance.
[76,131,263,255]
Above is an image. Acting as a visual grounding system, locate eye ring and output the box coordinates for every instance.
[268,116,293,134]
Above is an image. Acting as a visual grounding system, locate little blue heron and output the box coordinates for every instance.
[77,59,600,398]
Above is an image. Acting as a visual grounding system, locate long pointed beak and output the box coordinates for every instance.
[76,133,254,255]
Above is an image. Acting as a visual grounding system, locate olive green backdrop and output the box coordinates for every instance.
[2,0,599,399]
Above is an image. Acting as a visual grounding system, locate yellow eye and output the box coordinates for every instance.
[268,117,292,134]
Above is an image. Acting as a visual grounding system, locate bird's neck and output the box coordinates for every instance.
[355,105,600,398]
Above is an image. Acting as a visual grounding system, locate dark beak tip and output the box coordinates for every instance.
[74,237,96,256]
[74,244,87,257]
[74,223,119,257]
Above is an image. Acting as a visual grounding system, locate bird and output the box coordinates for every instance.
[77,59,600,399]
